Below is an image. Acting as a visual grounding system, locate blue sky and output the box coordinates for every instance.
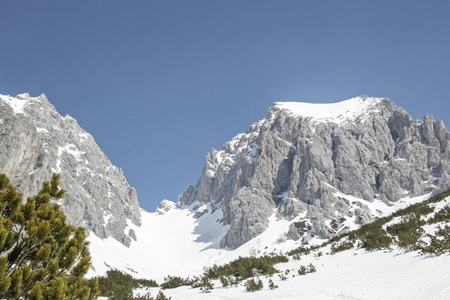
[1,1,449,212]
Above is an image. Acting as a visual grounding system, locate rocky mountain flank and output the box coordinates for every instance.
[178,96,450,249]
[0,93,140,246]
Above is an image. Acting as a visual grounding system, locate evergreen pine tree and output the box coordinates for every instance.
[0,173,98,299]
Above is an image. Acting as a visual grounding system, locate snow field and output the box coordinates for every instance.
[134,247,450,300]
[87,192,438,283]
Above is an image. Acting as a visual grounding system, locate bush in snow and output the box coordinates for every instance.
[268,279,278,289]
[199,276,214,293]
[420,225,450,256]
[330,240,355,254]
[219,275,229,287]
[298,265,307,275]
[308,263,317,273]
[160,276,190,290]
[203,255,288,280]
[387,214,425,251]
[245,278,263,292]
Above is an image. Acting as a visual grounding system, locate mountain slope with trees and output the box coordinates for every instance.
[135,189,450,299]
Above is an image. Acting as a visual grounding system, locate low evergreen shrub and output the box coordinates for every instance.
[268,279,278,289]
[97,269,158,299]
[420,225,450,256]
[428,205,450,224]
[297,265,306,275]
[387,214,425,251]
[199,276,214,293]
[203,255,287,280]
[287,244,320,256]
[358,226,392,251]
[244,278,263,292]
[219,275,229,287]
[330,240,355,254]
[160,276,190,290]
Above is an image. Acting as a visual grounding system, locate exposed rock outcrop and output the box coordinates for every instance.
[0,93,141,246]
[178,96,450,249]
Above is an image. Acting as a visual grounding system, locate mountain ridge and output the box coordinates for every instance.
[178,95,450,249]
[0,93,141,246]
[1,92,449,280]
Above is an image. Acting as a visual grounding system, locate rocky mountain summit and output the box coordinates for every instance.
[2,92,449,253]
[0,93,141,246]
[179,96,450,249]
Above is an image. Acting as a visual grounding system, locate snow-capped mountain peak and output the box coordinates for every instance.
[179,95,450,250]
[2,93,450,297]
[0,93,141,247]
[0,93,41,115]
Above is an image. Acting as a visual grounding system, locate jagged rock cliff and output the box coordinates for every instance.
[3,93,449,252]
[178,96,450,249]
[0,93,141,246]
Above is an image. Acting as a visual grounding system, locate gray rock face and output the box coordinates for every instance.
[178,96,450,249]
[0,93,141,246]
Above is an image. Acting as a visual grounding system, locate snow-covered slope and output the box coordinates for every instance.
[2,92,449,299]
[133,194,450,300]
[152,248,450,300]
[87,192,430,282]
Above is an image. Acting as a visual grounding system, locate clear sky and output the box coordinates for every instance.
[1,1,449,212]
